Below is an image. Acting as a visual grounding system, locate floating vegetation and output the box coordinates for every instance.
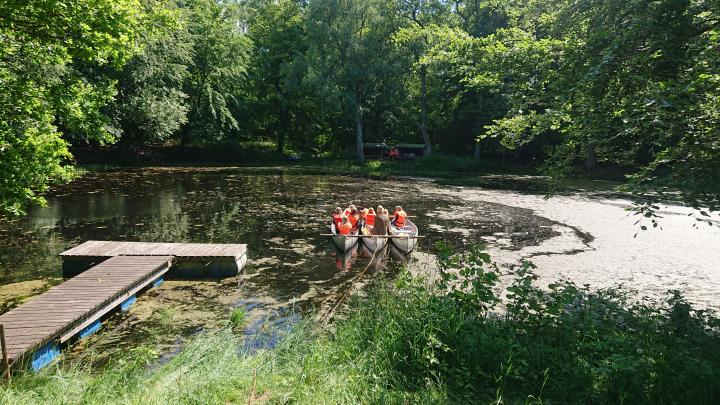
[0,169,587,367]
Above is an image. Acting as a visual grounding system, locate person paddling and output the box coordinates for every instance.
[392,206,407,227]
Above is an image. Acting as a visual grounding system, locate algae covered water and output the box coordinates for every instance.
[0,167,718,363]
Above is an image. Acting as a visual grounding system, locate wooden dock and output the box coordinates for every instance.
[60,241,247,260]
[60,241,248,278]
[0,255,172,370]
[0,240,249,373]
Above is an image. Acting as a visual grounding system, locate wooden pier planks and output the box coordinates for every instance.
[0,255,172,364]
[60,241,247,261]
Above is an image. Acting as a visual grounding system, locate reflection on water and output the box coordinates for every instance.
[0,167,560,361]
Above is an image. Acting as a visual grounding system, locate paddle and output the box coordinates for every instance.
[319,234,425,238]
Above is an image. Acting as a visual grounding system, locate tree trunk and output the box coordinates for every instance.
[586,142,597,170]
[419,64,431,157]
[355,102,364,164]
[276,106,289,155]
[473,92,484,159]
[276,131,286,155]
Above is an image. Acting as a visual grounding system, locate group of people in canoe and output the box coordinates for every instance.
[331,204,408,236]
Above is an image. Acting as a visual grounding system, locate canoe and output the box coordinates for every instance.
[360,226,388,253]
[361,234,388,253]
[335,243,359,270]
[330,224,359,251]
[387,242,410,262]
[389,219,419,254]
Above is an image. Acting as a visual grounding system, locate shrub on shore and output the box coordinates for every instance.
[1,247,719,404]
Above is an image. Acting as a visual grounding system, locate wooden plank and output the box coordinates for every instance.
[0,255,172,363]
[59,264,169,342]
[59,241,246,259]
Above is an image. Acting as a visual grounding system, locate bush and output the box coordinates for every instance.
[2,247,719,404]
[324,244,720,403]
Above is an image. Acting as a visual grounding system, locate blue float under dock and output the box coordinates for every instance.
[0,255,173,372]
[0,241,248,374]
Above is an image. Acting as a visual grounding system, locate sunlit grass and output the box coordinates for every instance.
[230,307,246,329]
[1,259,719,404]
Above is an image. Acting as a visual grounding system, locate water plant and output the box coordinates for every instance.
[229,307,246,329]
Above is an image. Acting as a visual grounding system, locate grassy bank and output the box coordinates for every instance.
[75,149,625,196]
[2,247,718,404]
[72,142,540,177]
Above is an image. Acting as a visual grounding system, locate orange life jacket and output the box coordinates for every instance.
[348,214,359,228]
[344,208,352,216]
[366,213,376,226]
[338,222,352,235]
[332,214,342,228]
[394,210,407,227]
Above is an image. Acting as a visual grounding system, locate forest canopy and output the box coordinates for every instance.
[1,0,719,215]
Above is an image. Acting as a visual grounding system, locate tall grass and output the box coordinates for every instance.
[2,247,719,404]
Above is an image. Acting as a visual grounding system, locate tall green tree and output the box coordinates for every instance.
[181,0,252,145]
[0,0,143,215]
[113,0,192,145]
[394,0,454,156]
[246,0,307,154]
[439,0,720,209]
[305,0,401,163]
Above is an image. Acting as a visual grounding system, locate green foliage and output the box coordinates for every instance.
[321,249,720,403]
[0,0,144,215]
[230,307,246,328]
[436,241,499,312]
[182,0,252,144]
[0,0,256,215]
[426,0,720,210]
[112,0,192,144]
[305,0,405,162]
[3,0,720,214]
[244,0,309,154]
[2,249,719,403]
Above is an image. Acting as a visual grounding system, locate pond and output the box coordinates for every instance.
[1,167,718,363]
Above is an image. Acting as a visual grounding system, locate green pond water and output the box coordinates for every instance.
[0,167,562,363]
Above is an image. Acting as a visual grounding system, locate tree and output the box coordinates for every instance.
[246,0,307,154]
[305,0,401,163]
[113,0,192,145]
[441,0,720,209]
[394,0,454,157]
[181,0,253,145]
[0,0,143,215]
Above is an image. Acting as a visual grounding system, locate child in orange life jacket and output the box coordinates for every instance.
[344,204,356,217]
[392,206,407,227]
[348,208,360,231]
[366,208,376,226]
[331,207,343,229]
[337,216,353,235]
